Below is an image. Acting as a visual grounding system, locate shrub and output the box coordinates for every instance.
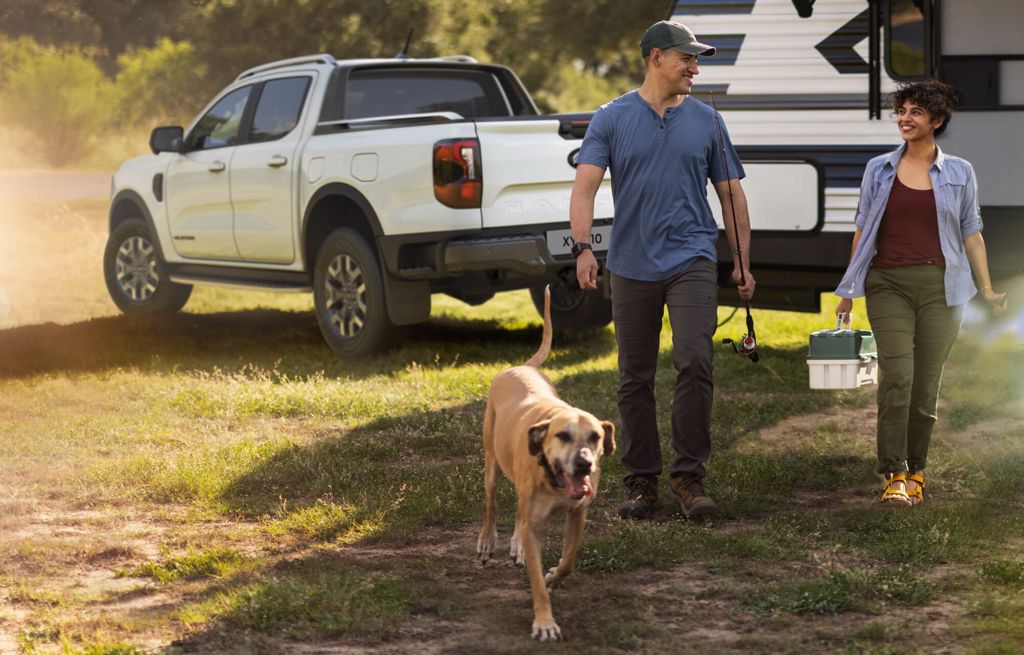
[115,38,208,127]
[0,44,116,166]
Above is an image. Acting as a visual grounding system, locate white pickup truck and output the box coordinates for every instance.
[104,53,614,356]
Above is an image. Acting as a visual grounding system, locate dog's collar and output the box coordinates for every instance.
[537,452,560,488]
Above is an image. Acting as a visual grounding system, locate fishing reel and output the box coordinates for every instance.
[722,312,760,363]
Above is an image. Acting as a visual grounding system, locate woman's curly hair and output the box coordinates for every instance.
[890,80,959,136]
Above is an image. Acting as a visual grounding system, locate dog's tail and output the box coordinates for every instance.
[524,284,552,368]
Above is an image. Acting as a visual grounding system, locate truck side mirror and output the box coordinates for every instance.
[150,126,184,154]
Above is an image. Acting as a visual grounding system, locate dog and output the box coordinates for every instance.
[477,286,615,642]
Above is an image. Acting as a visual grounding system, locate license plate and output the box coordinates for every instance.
[546,225,612,256]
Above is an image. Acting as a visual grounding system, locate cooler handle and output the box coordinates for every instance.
[836,313,848,330]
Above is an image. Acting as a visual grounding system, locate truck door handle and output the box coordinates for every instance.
[267,155,288,168]
[208,161,226,173]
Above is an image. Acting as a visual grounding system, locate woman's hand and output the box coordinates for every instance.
[982,287,1008,316]
[835,298,853,328]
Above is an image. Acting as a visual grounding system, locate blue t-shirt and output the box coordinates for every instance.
[577,90,745,281]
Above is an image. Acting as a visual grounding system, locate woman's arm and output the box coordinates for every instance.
[964,231,1008,314]
[835,228,863,327]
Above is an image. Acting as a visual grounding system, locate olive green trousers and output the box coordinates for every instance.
[865,265,963,474]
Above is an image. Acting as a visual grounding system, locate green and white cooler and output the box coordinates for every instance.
[807,316,878,389]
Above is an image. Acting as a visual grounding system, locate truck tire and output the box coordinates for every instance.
[103,218,192,314]
[313,227,404,357]
[530,272,612,334]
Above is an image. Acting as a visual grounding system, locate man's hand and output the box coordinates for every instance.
[576,250,599,290]
[732,267,755,301]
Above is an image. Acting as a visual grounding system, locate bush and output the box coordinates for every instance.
[115,38,208,127]
[0,43,116,166]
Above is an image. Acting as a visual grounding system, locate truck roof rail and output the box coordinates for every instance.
[433,55,478,63]
[236,54,337,80]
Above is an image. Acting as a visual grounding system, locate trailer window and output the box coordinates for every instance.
[886,0,928,79]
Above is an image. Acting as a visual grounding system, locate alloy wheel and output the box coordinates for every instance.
[324,254,367,338]
[115,236,160,301]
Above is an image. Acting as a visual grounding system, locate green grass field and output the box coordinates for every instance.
[1,196,1023,654]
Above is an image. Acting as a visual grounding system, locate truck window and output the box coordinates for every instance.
[190,86,252,150]
[886,0,928,79]
[344,68,511,120]
[249,77,312,143]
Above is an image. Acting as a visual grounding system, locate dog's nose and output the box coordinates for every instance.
[572,452,594,475]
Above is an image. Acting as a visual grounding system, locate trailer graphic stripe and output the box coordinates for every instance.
[669,0,756,16]
[697,34,746,65]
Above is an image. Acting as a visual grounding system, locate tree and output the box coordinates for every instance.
[0,45,115,165]
[0,0,206,72]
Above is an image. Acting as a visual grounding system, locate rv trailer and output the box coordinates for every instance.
[666,0,1024,311]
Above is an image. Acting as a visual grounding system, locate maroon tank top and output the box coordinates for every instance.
[872,175,944,269]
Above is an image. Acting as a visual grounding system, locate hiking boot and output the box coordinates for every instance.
[668,476,718,518]
[617,476,658,519]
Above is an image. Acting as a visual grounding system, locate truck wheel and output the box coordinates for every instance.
[103,218,191,314]
[313,228,403,357]
[529,272,612,333]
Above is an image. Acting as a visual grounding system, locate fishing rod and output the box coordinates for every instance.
[710,91,759,363]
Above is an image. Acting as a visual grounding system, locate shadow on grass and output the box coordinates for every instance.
[122,360,1024,651]
[212,361,869,534]
[0,309,616,379]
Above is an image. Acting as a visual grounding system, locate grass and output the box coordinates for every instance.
[749,565,935,616]
[2,193,1024,652]
[178,561,412,640]
[123,547,249,583]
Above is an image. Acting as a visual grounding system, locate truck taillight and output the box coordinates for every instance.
[433,138,482,209]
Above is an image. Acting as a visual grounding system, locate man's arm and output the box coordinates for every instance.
[712,178,755,300]
[570,163,606,290]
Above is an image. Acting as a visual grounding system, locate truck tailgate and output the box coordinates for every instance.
[475,120,613,232]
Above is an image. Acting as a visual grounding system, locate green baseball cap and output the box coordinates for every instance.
[640,20,716,58]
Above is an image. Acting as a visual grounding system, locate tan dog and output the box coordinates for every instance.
[477,286,615,642]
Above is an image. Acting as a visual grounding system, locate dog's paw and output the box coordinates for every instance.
[544,566,564,592]
[531,618,562,642]
[509,536,525,567]
[477,530,497,564]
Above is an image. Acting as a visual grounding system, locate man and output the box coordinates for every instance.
[569,20,755,519]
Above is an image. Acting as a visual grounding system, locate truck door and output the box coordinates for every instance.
[165,85,252,260]
[230,75,314,264]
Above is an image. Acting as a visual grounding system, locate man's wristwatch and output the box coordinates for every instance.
[571,241,593,259]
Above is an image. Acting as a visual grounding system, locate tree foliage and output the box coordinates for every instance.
[0,0,671,164]
[0,42,115,165]
[115,38,207,125]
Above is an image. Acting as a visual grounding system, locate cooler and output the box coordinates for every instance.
[807,316,878,389]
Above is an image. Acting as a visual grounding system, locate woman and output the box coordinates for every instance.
[835,80,1007,506]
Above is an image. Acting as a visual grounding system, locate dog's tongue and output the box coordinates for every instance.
[563,473,592,500]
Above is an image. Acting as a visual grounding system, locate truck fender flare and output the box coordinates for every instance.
[302,183,384,244]
[109,189,164,254]
[302,182,429,327]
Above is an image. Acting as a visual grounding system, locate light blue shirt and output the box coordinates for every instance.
[577,91,744,281]
[835,143,983,306]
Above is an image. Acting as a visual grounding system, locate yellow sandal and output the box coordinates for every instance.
[906,472,925,506]
[881,472,912,505]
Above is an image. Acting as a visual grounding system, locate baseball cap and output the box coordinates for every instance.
[640,21,716,58]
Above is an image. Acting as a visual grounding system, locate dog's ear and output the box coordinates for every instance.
[528,420,551,456]
[600,420,616,456]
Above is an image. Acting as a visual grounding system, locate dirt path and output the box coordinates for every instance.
[0,170,111,202]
